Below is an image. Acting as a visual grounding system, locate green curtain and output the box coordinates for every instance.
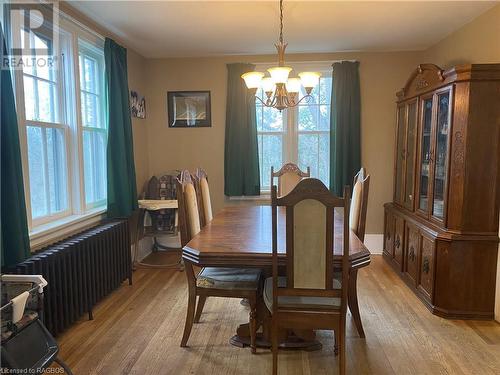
[1,25,31,267]
[330,61,361,196]
[224,63,260,196]
[104,38,138,217]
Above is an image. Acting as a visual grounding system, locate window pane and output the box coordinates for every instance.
[27,126,47,218]
[83,56,97,93]
[33,34,51,80]
[262,106,283,132]
[319,77,332,104]
[79,46,104,129]
[27,126,68,218]
[319,105,330,131]
[46,128,68,213]
[256,105,263,132]
[259,134,282,189]
[83,130,107,205]
[318,133,330,187]
[23,76,36,121]
[81,92,98,127]
[298,105,318,131]
[298,134,319,179]
[37,80,57,122]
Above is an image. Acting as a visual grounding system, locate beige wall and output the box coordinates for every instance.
[127,50,150,193]
[419,3,500,322]
[144,52,420,234]
[421,4,500,68]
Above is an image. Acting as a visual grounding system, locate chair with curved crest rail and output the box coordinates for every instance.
[177,170,262,353]
[267,178,350,375]
[192,168,213,228]
[271,162,310,197]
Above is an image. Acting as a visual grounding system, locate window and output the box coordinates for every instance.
[22,29,70,222]
[9,12,107,232]
[257,70,332,191]
[79,40,107,208]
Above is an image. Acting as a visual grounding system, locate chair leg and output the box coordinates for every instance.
[249,298,257,354]
[181,262,197,347]
[334,329,339,356]
[194,296,207,323]
[271,318,278,375]
[348,269,365,338]
[339,317,346,375]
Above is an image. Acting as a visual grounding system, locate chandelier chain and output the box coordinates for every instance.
[279,0,284,44]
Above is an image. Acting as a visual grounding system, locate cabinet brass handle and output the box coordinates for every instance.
[423,257,430,274]
[409,246,416,261]
[395,235,401,248]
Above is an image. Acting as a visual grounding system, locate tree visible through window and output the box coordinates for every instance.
[12,14,107,230]
[257,75,332,191]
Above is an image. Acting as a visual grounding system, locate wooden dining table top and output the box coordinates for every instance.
[182,205,371,269]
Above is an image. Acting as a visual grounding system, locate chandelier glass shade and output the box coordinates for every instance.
[241,0,321,111]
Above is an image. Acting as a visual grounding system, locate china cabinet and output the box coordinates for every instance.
[384,64,500,319]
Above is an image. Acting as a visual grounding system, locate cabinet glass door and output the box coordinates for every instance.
[432,91,451,220]
[404,101,417,210]
[418,98,433,213]
[394,105,406,205]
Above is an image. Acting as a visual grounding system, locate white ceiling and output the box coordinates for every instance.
[68,1,498,58]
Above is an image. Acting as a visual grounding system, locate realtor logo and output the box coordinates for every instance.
[1,0,59,70]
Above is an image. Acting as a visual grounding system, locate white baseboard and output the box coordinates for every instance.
[364,234,384,255]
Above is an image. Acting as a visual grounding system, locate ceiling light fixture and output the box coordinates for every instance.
[241,0,321,111]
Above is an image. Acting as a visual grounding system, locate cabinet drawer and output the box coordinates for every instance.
[418,236,435,299]
[394,216,404,270]
[404,224,420,285]
[384,211,395,258]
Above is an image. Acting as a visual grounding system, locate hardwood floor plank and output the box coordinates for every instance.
[56,256,500,374]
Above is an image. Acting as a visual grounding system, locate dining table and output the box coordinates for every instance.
[182,204,371,350]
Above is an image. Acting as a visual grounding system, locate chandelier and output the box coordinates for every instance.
[241,0,321,111]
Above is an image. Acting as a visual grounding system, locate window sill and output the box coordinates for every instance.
[29,207,106,250]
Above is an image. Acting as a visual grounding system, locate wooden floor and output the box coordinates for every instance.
[57,255,500,375]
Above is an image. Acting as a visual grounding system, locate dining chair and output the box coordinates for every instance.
[177,170,262,353]
[267,178,350,375]
[193,168,213,228]
[349,168,370,242]
[271,162,310,197]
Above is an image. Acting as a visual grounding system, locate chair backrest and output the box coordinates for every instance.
[193,168,213,227]
[271,163,310,197]
[271,178,350,312]
[349,168,370,242]
[176,170,201,247]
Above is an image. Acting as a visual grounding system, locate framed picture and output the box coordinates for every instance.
[167,91,211,128]
[130,90,146,119]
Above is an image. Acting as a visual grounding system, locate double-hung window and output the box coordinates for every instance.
[257,64,332,191]
[78,40,106,208]
[8,10,107,240]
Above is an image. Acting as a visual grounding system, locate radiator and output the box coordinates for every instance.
[8,220,132,336]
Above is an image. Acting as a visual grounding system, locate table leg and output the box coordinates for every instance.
[230,297,322,351]
[348,268,365,338]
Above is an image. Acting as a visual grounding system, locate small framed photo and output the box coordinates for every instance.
[167,91,211,128]
[130,90,146,119]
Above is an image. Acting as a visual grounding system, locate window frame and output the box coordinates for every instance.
[8,10,107,241]
[255,62,333,192]
[77,39,107,210]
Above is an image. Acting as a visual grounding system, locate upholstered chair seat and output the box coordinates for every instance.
[197,267,262,290]
[263,277,341,311]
